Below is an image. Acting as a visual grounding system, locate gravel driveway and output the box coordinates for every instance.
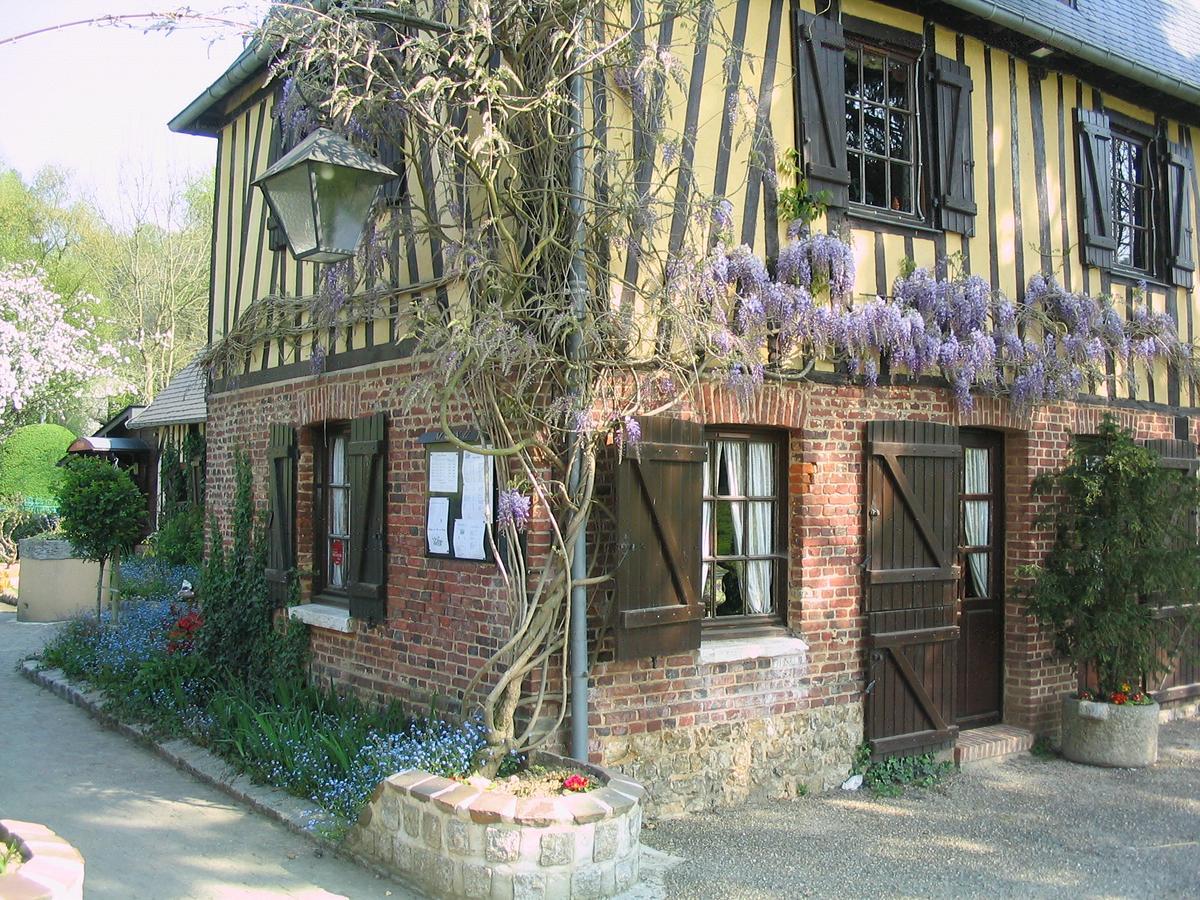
[644,719,1200,898]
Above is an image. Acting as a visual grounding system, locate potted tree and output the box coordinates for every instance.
[1023,416,1200,767]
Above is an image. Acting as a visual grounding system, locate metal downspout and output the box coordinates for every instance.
[567,53,590,763]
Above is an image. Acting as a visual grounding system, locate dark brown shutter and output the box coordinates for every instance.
[932,56,976,236]
[794,11,849,209]
[348,412,388,624]
[266,424,297,605]
[1164,141,1196,288]
[864,421,961,755]
[614,417,705,660]
[377,129,406,205]
[1075,108,1116,269]
[267,90,289,252]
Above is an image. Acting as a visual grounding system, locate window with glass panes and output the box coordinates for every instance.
[317,427,351,595]
[1112,132,1151,271]
[701,432,786,621]
[845,42,917,213]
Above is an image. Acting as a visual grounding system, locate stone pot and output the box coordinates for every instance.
[1061,695,1159,768]
[346,752,644,899]
[0,820,85,899]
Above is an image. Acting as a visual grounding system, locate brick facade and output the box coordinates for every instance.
[205,360,1190,812]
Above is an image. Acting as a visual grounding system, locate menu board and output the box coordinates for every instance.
[423,439,494,562]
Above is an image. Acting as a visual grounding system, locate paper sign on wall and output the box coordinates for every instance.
[426,497,450,554]
[428,452,459,493]
[452,518,486,560]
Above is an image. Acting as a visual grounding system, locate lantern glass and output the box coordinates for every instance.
[313,162,387,260]
[262,164,319,257]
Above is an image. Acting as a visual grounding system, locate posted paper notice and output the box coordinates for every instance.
[453,518,486,560]
[428,452,459,493]
[427,497,450,554]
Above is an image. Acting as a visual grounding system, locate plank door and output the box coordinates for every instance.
[864,421,962,755]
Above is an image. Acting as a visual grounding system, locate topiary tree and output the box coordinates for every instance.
[0,423,75,505]
[1022,416,1200,697]
[55,456,146,616]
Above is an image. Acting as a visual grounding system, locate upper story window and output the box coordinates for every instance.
[702,431,786,623]
[845,43,918,215]
[1112,131,1152,271]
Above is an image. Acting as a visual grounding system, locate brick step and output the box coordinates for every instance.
[954,724,1034,767]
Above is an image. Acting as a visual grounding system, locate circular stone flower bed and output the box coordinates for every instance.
[347,752,644,898]
[0,820,85,899]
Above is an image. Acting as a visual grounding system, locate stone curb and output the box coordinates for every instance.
[0,819,85,900]
[17,661,412,892]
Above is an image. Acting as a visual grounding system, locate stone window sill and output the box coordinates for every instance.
[288,602,353,633]
[698,635,809,666]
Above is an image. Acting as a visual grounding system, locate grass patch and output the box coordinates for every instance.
[852,743,954,797]
[1030,735,1059,759]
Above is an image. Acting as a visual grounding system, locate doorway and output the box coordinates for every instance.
[956,429,1005,729]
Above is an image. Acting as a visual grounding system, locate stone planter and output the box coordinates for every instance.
[16,539,102,623]
[347,753,644,899]
[0,820,85,899]
[1061,695,1160,768]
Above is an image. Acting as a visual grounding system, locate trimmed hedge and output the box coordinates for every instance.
[0,423,75,505]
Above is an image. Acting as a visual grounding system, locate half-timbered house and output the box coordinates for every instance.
[173,0,1200,814]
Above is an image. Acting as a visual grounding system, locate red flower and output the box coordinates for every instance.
[1110,691,1128,705]
[166,610,204,655]
[561,774,590,792]
[1078,690,1094,701]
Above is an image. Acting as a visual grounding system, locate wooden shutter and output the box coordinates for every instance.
[932,56,976,236]
[1143,438,1200,700]
[864,421,961,755]
[267,90,289,252]
[266,424,297,605]
[794,11,850,209]
[348,412,388,624]
[1075,109,1116,269]
[1164,141,1196,288]
[614,417,705,660]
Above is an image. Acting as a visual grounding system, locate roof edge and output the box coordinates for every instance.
[169,41,271,137]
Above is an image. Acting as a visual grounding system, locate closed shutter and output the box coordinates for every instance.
[1075,109,1116,269]
[267,90,289,252]
[932,56,976,236]
[614,417,705,660]
[1143,438,1200,699]
[348,412,388,624]
[794,11,850,209]
[266,424,297,605]
[1164,142,1196,288]
[864,421,961,755]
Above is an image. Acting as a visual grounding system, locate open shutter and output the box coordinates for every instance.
[1143,438,1200,699]
[614,417,705,660]
[348,412,388,624]
[1075,108,1116,269]
[266,424,297,605]
[1164,142,1196,288]
[266,90,289,252]
[864,421,961,755]
[932,56,976,235]
[794,11,849,209]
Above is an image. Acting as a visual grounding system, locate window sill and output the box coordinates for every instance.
[698,634,809,666]
[288,602,353,633]
[845,207,941,239]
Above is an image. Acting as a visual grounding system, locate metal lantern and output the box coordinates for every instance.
[252,127,396,263]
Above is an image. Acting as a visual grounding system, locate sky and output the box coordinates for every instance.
[0,2,267,227]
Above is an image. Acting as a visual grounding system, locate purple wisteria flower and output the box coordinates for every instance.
[497,489,532,532]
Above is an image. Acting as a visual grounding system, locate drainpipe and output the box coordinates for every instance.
[945,0,1200,110]
[566,50,590,763]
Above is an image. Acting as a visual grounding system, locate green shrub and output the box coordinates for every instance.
[851,743,953,797]
[0,423,75,505]
[153,501,204,567]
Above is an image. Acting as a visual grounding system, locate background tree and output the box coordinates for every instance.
[55,456,145,616]
[0,423,76,506]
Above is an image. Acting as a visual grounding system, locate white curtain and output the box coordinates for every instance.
[719,440,745,557]
[963,447,989,597]
[746,442,775,613]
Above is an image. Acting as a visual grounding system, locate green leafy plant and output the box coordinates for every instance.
[776,149,830,228]
[1030,736,1058,760]
[851,743,953,797]
[152,501,204,567]
[55,456,145,616]
[0,837,22,875]
[1020,416,1200,698]
[0,423,75,504]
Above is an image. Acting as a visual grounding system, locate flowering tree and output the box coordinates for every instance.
[0,263,122,438]
[198,1,1198,772]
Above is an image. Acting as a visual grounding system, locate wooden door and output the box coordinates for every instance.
[956,429,1004,728]
[864,421,962,755]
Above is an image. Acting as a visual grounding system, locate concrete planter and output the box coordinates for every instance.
[0,820,85,899]
[15,539,102,623]
[347,752,644,899]
[1061,695,1160,768]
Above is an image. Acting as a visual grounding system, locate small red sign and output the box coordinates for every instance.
[331,539,345,567]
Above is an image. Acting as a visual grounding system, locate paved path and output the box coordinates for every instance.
[0,612,408,899]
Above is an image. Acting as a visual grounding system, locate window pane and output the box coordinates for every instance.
[715,500,744,555]
[844,48,860,97]
[331,485,349,535]
[846,98,861,150]
[964,447,990,493]
[890,162,912,212]
[745,561,773,615]
[888,59,910,109]
[889,110,911,160]
[713,560,746,616]
[849,151,863,203]
[963,500,990,548]
[1116,223,1133,267]
[964,552,988,599]
[332,435,346,483]
[862,52,885,104]
[747,502,773,554]
[746,442,775,494]
[863,103,885,155]
[864,155,886,208]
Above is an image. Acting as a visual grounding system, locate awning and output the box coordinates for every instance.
[67,437,151,454]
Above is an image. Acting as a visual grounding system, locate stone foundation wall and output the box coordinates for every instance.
[347,756,643,899]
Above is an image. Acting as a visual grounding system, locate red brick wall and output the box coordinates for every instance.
[205,361,1184,750]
